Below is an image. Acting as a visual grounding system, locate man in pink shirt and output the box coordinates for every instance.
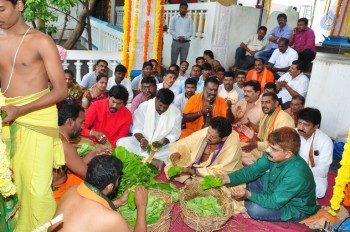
[289,18,316,67]
[81,85,132,147]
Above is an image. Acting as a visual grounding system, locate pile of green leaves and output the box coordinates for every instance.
[167,165,183,178]
[148,182,179,202]
[77,141,112,157]
[119,193,166,226]
[186,195,224,217]
[202,175,223,190]
[112,147,159,197]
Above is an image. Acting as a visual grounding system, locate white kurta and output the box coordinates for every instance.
[117,99,182,163]
[298,129,333,198]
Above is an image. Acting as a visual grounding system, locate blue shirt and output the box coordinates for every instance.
[267,25,292,49]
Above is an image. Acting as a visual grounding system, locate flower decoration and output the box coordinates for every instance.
[329,129,350,216]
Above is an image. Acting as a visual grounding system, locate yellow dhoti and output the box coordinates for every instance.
[2,89,65,231]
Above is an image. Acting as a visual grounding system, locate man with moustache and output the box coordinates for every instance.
[234,71,246,100]
[157,70,179,95]
[218,71,239,113]
[240,92,294,164]
[178,64,202,94]
[196,62,213,93]
[246,58,274,92]
[285,95,305,126]
[180,77,227,139]
[80,60,108,90]
[297,108,333,198]
[255,13,292,63]
[107,64,133,104]
[174,78,197,112]
[81,85,132,148]
[131,61,156,96]
[222,127,320,222]
[130,77,157,114]
[53,104,110,203]
[117,89,182,169]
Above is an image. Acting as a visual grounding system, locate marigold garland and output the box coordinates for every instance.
[121,0,131,71]
[127,0,140,78]
[157,1,165,69]
[329,129,350,216]
[153,0,162,61]
[0,98,16,198]
[143,0,152,62]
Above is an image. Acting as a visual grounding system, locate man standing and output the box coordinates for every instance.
[81,85,132,147]
[246,58,274,92]
[130,77,157,114]
[80,60,108,90]
[107,64,133,104]
[51,155,148,232]
[223,127,320,222]
[166,117,243,185]
[180,77,227,139]
[255,13,292,63]
[241,92,294,164]
[174,78,197,112]
[170,3,193,65]
[266,38,298,79]
[297,108,333,198]
[233,26,269,71]
[0,0,67,230]
[289,18,316,67]
[277,60,310,108]
[117,89,182,168]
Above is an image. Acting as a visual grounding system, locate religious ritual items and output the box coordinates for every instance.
[119,189,173,232]
[167,165,183,178]
[145,141,164,163]
[201,175,224,190]
[179,182,234,231]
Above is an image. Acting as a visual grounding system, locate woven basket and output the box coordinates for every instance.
[127,189,174,232]
[179,182,233,232]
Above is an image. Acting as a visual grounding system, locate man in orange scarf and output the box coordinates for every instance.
[239,92,294,164]
[51,155,148,231]
[180,77,229,139]
[246,58,274,92]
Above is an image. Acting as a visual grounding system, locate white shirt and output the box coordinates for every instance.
[243,34,269,56]
[132,101,182,143]
[218,87,238,109]
[156,83,179,97]
[169,15,193,40]
[277,72,309,104]
[268,47,298,76]
[131,74,159,91]
[173,93,189,112]
[298,129,333,198]
[107,77,133,103]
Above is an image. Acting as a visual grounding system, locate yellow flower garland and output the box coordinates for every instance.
[153,0,162,60]
[127,0,140,78]
[0,98,16,198]
[329,129,350,216]
[121,0,131,71]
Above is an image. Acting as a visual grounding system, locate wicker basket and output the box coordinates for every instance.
[179,182,233,232]
[127,189,174,232]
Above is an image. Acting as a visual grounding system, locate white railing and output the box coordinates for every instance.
[62,50,121,83]
[115,6,124,27]
[81,17,123,52]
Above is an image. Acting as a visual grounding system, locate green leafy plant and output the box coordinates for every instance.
[186,196,223,217]
[202,175,223,190]
[167,165,183,178]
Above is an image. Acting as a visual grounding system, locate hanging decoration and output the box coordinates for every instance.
[329,129,350,216]
[127,0,140,78]
[143,0,152,62]
[153,0,164,69]
[121,0,132,71]
[157,1,165,70]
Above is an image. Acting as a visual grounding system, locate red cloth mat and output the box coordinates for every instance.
[157,169,338,231]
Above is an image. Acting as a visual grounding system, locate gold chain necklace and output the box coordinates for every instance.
[59,131,70,142]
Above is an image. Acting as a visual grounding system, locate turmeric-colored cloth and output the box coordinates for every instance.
[284,107,298,127]
[53,173,83,204]
[246,68,274,92]
[242,106,295,165]
[180,93,226,139]
[232,99,262,126]
[165,127,243,182]
[1,89,65,231]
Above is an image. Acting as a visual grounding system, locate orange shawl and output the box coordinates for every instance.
[247,68,274,92]
[181,93,226,138]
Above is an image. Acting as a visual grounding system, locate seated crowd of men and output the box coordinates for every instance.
[52,12,331,232]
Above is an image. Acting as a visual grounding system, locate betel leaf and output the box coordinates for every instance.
[127,190,136,210]
[1,110,7,120]
[186,195,223,217]
[149,182,179,202]
[167,165,183,177]
[202,175,223,190]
